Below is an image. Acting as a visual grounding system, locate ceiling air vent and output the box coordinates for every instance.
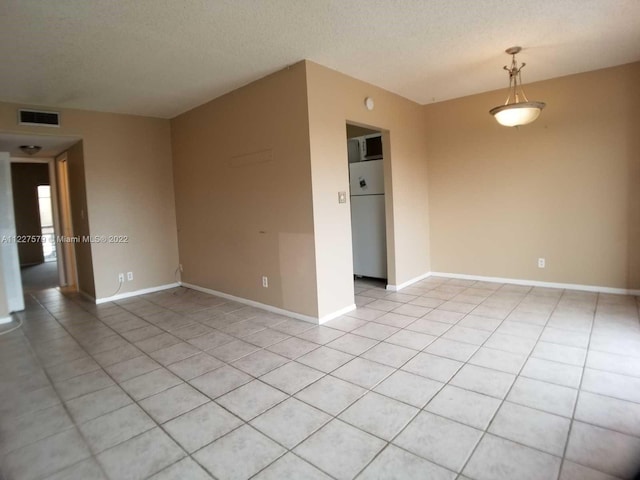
[18,109,60,127]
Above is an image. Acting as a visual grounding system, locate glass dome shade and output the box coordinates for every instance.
[490,101,545,127]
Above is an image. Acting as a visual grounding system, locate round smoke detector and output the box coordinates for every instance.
[364,97,374,111]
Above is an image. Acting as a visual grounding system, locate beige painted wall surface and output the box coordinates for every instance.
[171,62,318,317]
[0,102,179,299]
[305,61,430,317]
[425,62,640,290]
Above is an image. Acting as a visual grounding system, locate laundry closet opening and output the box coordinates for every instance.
[346,123,388,293]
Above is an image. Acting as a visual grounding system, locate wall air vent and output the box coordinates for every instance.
[18,109,60,127]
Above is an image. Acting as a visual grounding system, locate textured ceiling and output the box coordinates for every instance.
[1,0,639,118]
[0,133,80,158]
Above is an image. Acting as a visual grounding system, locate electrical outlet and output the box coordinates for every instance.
[262,276,268,288]
[538,258,546,268]
[338,191,347,204]
[118,273,125,283]
[127,272,133,281]
[179,264,183,272]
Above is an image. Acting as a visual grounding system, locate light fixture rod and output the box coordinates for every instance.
[503,50,529,105]
[489,45,546,127]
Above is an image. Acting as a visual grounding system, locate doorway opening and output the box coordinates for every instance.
[0,133,81,302]
[0,133,83,315]
[10,161,59,292]
[37,185,56,263]
[346,123,389,297]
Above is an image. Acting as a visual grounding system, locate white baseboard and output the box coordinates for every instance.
[79,290,96,303]
[182,282,354,324]
[95,283,181,304]
[386,272,432,291]
[0,315,12,325]
[430,272,640,296]
[318,303,357,325]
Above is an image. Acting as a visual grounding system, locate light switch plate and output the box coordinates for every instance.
[338,191,347,204]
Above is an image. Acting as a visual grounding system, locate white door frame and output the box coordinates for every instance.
[55,153,78,289]
[9,154,77,289]
[47,157,65,285]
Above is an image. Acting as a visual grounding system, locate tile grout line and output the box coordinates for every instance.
[45,293,203,475]
[452,283,562,480]
[241,325,405,479]
[18,295,114,480]
[35,288,261,479]
[4,281,637,480]
[350,279,532,479]
[244,280,606,479]
[555,291,599,480]
[114,293,307,479]
[90,290,294,480]
[60,284,640,478]
[239,281,467,478]
[127,293,340,479]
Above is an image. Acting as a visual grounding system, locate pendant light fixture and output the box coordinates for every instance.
[19,145,42,155]
[489,46,545,127]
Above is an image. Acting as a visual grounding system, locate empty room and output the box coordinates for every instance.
[0,1,639,480]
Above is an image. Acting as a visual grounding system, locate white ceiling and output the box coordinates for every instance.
[0,133,80,158]
[1,0,639,119]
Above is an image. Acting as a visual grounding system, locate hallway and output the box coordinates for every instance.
[21,262,58,293]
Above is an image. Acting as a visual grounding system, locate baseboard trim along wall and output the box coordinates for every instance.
[319,303,357,325]
[79,290,96,303]
[387,270,640,296]
[386,272,432,292]
[88,272,637,315]
[0,315,12,325]
[429,272,640,296]
[95,282,181,304]
[182,282,355,324]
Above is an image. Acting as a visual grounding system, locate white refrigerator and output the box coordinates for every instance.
[349,159,387,279]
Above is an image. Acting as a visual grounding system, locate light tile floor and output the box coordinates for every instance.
[1,277,640,479]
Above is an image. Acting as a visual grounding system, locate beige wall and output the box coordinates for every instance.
[1,57,634,316]
[11,162,49,266]
[424,62,640,290]
[171,60,431,320]
[305,61,430,317]
[0,102,179,300]
[171,62,318,317]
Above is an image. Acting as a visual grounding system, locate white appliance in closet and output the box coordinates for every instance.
[349,159,386,279]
